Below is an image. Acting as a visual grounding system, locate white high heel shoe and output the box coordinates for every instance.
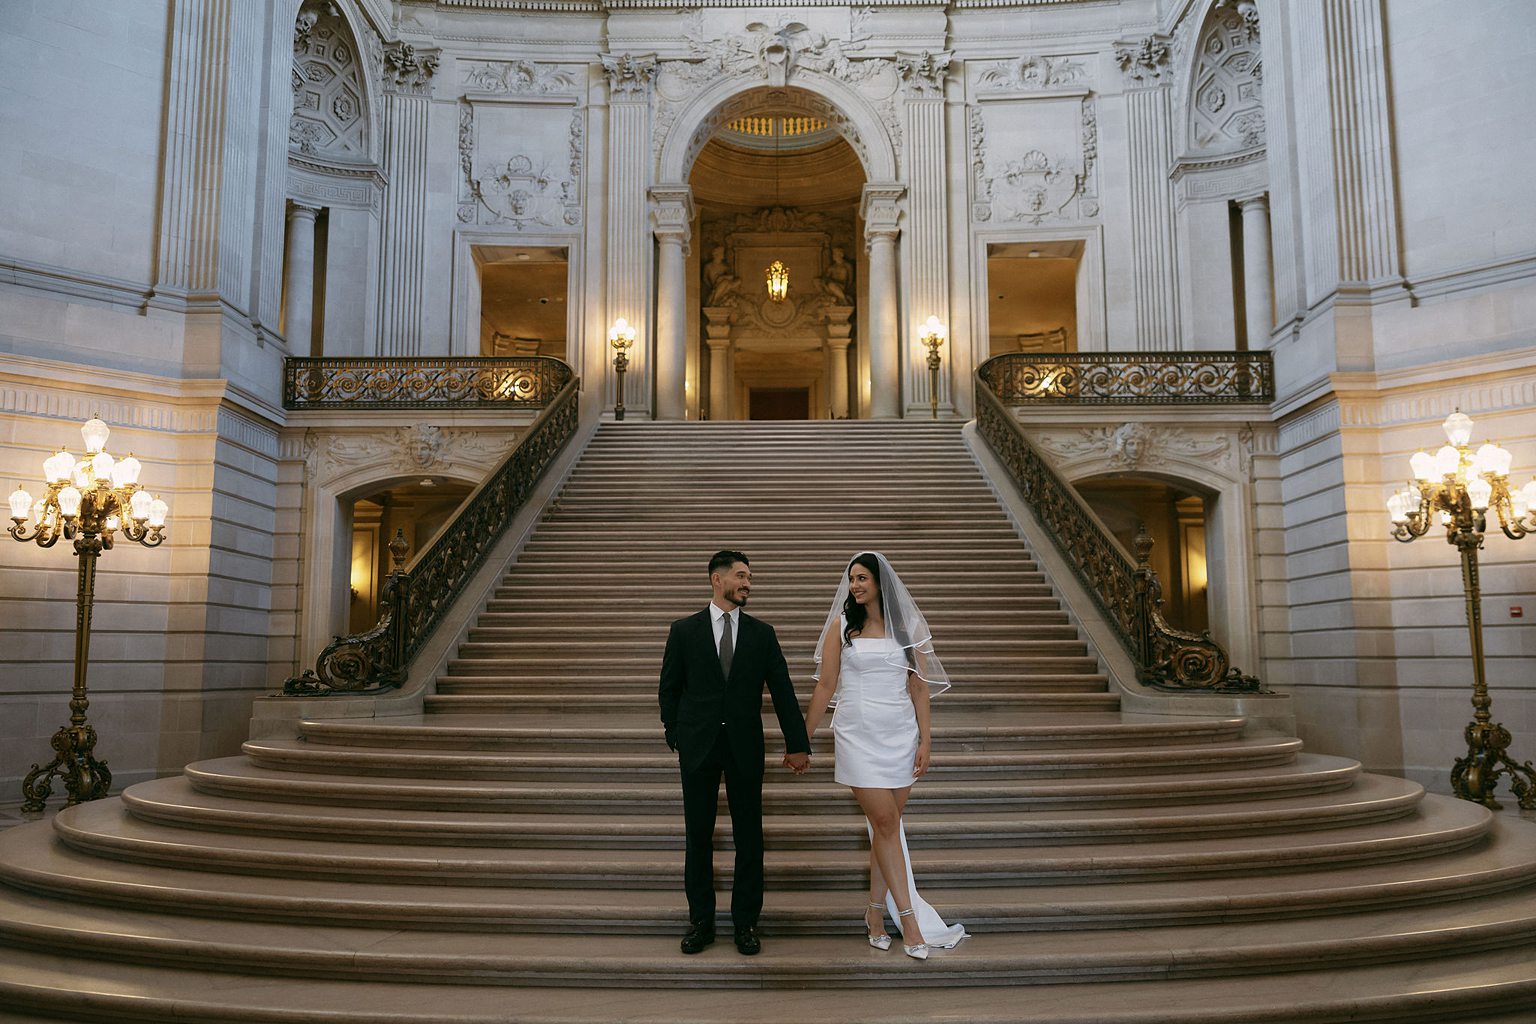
[865,902,892,950]
[897,906,929,960]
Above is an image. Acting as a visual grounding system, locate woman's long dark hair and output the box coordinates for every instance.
[841,552,883,647]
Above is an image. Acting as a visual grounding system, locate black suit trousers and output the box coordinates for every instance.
[681,725,765,930]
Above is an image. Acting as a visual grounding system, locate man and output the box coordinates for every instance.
[658,550,812,956]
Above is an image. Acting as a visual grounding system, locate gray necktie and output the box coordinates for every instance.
[719,613,734,678]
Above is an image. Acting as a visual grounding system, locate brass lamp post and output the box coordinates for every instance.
[608,317,636,421]
[919,316,946,420]
[8,417,168,812]
[1387,409,1536,809]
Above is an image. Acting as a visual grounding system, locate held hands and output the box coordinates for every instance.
[782,751,811,775]
[913,739,931,779]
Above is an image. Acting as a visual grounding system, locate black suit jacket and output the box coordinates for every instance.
[658,608,811,775]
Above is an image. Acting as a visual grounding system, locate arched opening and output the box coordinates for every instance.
[687,92,867,419]
[1075,474,1216,635]
[341,477,473,633]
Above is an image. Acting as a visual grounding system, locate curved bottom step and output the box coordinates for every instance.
[0,944,1533,1023]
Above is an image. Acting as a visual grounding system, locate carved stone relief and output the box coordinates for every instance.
[601,53,657,97]
[290,2,368,158]
[379,42,440,95]
[969,96,1099,224]
[457,103,584,229]
[975,55,1088,94]
[1188,2,1265,152]
[1035,423,1234,473]
[896,51,952,98]
[462,60,581,96]
[1114,35,1174,84]
[699,206,855,336]
[321,425,508,481]
[651,8,902,170]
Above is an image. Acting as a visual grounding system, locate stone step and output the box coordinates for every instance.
[445,654,1103,675]
[50,795,1463,891]
[1,940,1534,1023]
[4,862,1536,997]
[3,798,1507,921]
[204,746,1337,810]
[115,772,1416,850]
[299,713,1220,752]
[429,673,1110,694]
[423,692,1119,714]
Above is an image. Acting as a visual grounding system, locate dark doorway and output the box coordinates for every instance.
[749,388,810,420]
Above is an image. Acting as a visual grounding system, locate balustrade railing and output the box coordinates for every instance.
[284,355,573,410]
[975,361,1264,693]
[284,370,580,695]
[980,350,1273,405]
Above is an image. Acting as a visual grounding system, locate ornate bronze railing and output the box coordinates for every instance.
[975,364,1264,693]
[284,371,580,695]
[284,356,573,410]
[980,351,1273,405]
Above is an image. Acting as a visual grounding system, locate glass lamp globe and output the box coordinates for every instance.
[1442,411,1473,447]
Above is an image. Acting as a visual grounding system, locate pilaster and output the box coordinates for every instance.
[374,42,440,357]
[897,51,953,416]
[650,185,694,421]
[603,54,658,418]
[1116,34,1181,350]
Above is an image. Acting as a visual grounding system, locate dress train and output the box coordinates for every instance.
[867,819,968,949]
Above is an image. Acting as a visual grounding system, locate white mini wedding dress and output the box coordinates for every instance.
[832,632,968,949]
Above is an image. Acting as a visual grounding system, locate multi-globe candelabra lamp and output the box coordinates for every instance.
[608,317,636,421]
[8,417,168,812]
[1387,410,1536,809]
[919,316,947,420]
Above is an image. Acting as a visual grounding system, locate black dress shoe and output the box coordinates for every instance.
[734,926,761,955]
[680,923,715,954]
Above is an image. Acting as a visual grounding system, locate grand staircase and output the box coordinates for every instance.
[2,420,1535,1023]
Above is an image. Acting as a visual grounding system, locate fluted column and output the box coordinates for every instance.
[373,43,438,356]
[651,186,694,421]
[282,203,320,356]
[1116,36,1181,350]
[896,52,952,415]
[861,184,905,419]
[1239,195,1274,347]
[603,54,658,418]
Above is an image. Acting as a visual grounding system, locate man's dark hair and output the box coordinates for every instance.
[709,550,750,576]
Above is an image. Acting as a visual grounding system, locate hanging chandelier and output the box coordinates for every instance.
[765,259,789,302]
[765,114,788,302]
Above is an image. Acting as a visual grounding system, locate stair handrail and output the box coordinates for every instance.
[975,357,1265,693]
[284,368,580,695]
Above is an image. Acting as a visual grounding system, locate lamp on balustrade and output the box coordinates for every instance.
[8,416,169,813]
[608,317,636,421]
[1387,409,1536,809]
[919,316,947,420]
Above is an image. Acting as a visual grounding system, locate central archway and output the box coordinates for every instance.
[651,70,905,420]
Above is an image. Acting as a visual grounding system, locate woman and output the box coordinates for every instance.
[802,552,968,960]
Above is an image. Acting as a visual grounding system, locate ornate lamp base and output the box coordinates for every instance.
[1451,719,1536,810]
[20,723,112,813]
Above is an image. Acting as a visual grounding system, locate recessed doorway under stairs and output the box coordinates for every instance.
[748,388,811,420]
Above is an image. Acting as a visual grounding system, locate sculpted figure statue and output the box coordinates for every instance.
[703,246,741,307]
[821,247,853,305]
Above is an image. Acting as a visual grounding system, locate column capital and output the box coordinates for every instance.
[1113,34,1174,86]
[896,51,953,98]
[1237,193,1270,213]
[379,42,441,96]
[649,185,695,242]
[860,183,905,244]
[602,52,658,99]
[287,202,323,221]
